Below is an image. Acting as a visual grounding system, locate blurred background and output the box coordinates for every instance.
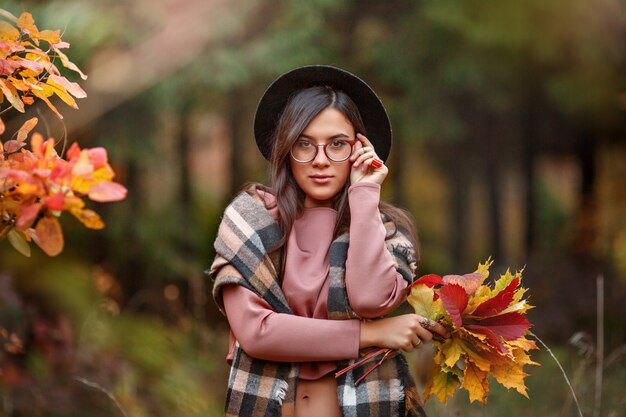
[1,0,625,415]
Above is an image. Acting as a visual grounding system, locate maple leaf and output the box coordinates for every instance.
[462,361,490,404]
[407,283,444,320]
[471,278,519,317]
[442,273,484,295]
[437,283,468,328]
[424,364,460,404]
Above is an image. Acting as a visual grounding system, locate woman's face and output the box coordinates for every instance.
[289,107,354,208]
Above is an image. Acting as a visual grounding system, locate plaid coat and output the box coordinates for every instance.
[210,188,427,417]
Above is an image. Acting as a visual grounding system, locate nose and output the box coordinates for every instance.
[311,145,330,167]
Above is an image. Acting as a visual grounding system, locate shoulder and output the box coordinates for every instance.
[237,182,279,221]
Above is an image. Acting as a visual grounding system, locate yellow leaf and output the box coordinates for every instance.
[93,165,115,181]
[475,257,493,279]
[69,207,104,230]
[30,88,62,119]
[441,337,465,368]
[8,228,31,257]
[462,361,490,404]
[0,78,24,112]
[424,364,459,404]
[45,77,78,108]
[0,21,20,42]
[407,284,444,320]
[33,215,64,256]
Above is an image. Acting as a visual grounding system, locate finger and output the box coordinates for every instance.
[415,325,433,342]
[352,148,377,168]
[350,140,363,162]
[356,132,374,149]
[419,317,451,339]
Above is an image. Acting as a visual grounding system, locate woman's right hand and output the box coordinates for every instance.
[359,314,450,352]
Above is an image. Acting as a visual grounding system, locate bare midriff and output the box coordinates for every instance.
[295,374,342,417]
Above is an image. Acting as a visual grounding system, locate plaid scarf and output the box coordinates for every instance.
[210,189,427,417]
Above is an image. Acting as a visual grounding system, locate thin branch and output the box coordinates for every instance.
[531,333,585,417]
[73,376,128,417]
[594,275,604,417]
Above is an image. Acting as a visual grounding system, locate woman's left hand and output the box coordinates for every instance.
[350,133,388,185]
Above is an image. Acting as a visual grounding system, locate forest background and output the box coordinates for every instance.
[1,0,625,416]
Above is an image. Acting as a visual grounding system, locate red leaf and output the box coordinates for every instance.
[472,278,519,317]
[44,193,64,211]
[410,274,443,288]
[438,283,468,328]
[16,203,43,230]
[466,324,508,354]
[474,312,530,341]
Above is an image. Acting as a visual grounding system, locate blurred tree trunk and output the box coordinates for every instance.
[485,161,503,262]
[228,87,245,198]
[391,139,407,207]
[571,129,597,254]
[450,156,469,270]
[522,94,537,257]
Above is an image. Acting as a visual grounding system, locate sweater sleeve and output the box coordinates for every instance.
[345,182,409,318]
[222,284,361,362]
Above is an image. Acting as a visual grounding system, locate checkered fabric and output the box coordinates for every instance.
[210,188,426,416]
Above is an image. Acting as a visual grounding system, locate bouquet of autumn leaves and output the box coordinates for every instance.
[408,259,539,404]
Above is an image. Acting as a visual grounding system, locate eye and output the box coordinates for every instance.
[295,140,312,148]
[329,140,348,149]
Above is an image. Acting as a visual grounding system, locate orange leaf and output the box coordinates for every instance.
[489,352,530,397]
[69,207,104,230]
[16,117,38,143]
[462,361,490,404]
[16,12,39,37]
[0,78,25,112]
[36,29,61,45]
[33,215,64,256]
[424,364,459,404]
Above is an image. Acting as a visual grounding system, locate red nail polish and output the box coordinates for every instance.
[372,158,383,168]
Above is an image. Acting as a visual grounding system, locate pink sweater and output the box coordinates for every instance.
[222,182,409,379]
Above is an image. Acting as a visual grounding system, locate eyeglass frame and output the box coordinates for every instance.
[290,139,357,163]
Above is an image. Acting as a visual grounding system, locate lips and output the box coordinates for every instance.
[309,175,333,184]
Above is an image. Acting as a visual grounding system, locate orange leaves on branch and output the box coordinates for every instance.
[409,259,539,405]
[0,8,87,119]
[1,118,127,256]
[0,8,124,257]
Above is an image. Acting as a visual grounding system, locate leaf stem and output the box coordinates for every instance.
[530,332,584,417]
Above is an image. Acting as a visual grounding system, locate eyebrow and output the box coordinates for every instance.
[298,133,351,141]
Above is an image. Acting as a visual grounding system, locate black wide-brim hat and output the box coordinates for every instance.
[253,65,392,162]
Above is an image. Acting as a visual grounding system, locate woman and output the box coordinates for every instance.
[210,65,449,417]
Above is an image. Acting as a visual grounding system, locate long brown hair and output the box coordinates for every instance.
[245,86,420,266]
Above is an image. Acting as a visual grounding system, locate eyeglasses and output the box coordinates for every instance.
[290,139,356,163]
